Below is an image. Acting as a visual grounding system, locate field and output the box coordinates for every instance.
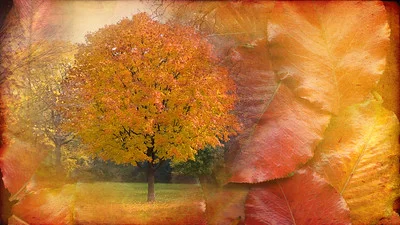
[11,182,207,225]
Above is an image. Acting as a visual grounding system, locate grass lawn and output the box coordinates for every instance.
[12,182,207,225]
[76,182,203,204]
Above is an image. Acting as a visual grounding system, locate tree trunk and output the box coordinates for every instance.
[54,142,62,173]
[147,164,155,202]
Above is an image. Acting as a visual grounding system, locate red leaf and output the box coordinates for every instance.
[245,167,351,225]
[0,138,47,195]
[228,41,330,183]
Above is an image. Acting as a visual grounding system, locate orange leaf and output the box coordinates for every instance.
[245,167,351,225]
[310,97,400,224]
[228,1,389,183]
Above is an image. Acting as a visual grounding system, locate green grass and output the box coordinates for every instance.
[73,182,206,225]
[13,182,206,225]
[75,182,203,204]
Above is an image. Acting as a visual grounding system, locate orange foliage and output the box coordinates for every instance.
[61,13,240,165]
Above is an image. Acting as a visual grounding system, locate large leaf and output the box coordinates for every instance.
[245,167,351,225]
[310,97,400,224]
[229,1,390,183]
[268,1,390,113]
[227,42,330,182]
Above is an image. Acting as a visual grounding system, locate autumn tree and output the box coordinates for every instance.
[61,13,240,202]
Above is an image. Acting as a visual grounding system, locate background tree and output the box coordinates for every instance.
[3,41,76,172]
[172,145,224,192]
[1,1,74,221]
[61,13,240,202]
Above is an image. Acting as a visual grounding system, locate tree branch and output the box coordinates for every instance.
[44,128,56,142]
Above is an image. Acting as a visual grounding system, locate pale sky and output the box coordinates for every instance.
[56,1,155,43]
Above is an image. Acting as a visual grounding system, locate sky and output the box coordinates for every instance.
[55,1,155,43]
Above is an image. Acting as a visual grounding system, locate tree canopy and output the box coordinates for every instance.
[62,13,239,170]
